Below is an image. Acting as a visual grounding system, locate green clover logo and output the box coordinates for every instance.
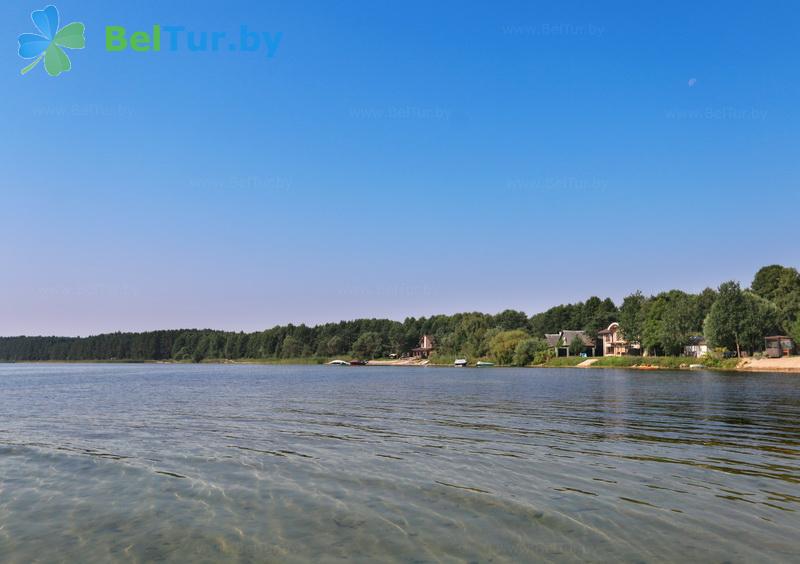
[18,5,85,77]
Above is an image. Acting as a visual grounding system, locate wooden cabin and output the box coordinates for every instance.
[765,336,796,358]
[411,335,435,358]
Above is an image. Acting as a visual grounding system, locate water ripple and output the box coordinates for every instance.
[0,364,799,562]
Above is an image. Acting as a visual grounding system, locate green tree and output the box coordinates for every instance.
[658,291,699,356]
[454,315,492,358]
[752,265,795,301]
[740,293,781,352]
[280,335,303,358]
[324,335,344,356]
[568,335,586,356]
[790,318,800,349]
[529,303,582,336]
[751,265,800,331]
[512,337,547,366]
[351,331,384,359]
[494,309,529,331]
[489,330,530,365]
[639,291,702,355]
[641,297,666,355]
[582,296,618,335]
[695,288,718,326]
[705,282,781,356]
[705,282,745,355]
[619,291,646,346]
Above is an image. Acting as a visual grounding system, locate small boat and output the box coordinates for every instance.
[689,364,705,370]
[349,360,367,366]
[475,361,495,367]
[327,360,349,366]
[454,359,468,367]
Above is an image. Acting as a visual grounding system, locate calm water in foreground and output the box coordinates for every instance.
[0,365,798,563]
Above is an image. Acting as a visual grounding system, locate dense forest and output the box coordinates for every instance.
[1,265,799,364]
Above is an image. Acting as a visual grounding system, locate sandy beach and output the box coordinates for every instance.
[737,356,800,373]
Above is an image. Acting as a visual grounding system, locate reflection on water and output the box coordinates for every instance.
[0,364,798,562]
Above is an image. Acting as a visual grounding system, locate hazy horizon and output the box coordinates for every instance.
[0,264,773,338]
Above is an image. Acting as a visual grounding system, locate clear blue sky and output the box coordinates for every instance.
[2,0,799,336]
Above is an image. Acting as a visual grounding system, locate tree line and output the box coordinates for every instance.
[1,265,798,364]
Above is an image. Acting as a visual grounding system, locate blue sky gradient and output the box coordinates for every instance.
[2,0,799,336]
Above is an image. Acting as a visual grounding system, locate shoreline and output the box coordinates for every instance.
[2,358,799,373]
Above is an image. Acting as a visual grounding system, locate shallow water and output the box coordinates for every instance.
[0,364,798,563]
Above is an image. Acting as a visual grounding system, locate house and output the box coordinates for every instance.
[765,336,796,358]
[411,334,435,358]
[597,322,640,357]
[684,336,709,358]
[545,330,595,357]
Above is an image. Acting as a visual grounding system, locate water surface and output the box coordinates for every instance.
[0,364,798,562]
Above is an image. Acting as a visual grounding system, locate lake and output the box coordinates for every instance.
[0,364,798,563]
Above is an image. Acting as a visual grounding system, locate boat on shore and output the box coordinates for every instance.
[475,361,495,367]
[349,360,367,366]
[454,359,468,367]
[326,360,349,366]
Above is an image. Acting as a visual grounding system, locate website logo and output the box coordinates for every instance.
[18,5,85,77]
[105,25,282,57]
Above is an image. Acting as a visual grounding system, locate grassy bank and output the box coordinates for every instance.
[531,356,742,371]
[206,357,329,365]
[536,357,587,368]
[592,356,697,369]
[591,356,740,370]
[0,356,753,372]
[428,354,460,365]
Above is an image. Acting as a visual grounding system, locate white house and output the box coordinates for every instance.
[683,336,709,358]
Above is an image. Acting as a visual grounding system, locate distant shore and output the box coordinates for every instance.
[3,356,800,373]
